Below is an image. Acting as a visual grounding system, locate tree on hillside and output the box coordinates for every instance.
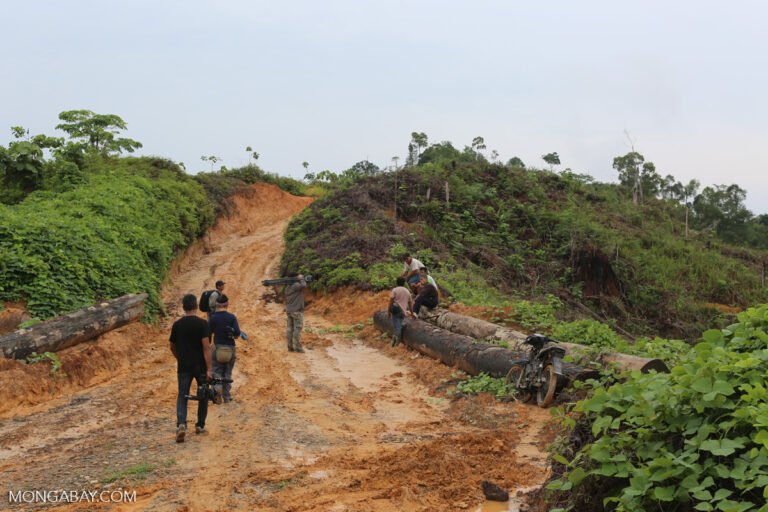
[680,179,700,238]
[56,110,142,155]
[200,155,221,172]
[407,132,428,166]
[612,151,647,204]
[507,156,525,168]
[246,146,259,163]
[302,161,314,181]
[0,140,44,203]
[693,184,752,243]
[344,160,380,179]
[471,136,486,154]
[542,152,560,171]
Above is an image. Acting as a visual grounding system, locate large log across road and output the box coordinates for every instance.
[417,307,668,373]
[373,310,596,381]
[0,293,148,360]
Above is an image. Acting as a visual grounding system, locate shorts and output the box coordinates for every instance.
[407,274,421,285]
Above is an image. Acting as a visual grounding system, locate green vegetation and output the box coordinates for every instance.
[283,134,767,338]
[19,351,65,376]
[0,111,309,321]
[456,372,515,398]
[102,462,155,483]
[547,305,768,511]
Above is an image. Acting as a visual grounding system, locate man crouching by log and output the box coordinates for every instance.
[170,294,212,442]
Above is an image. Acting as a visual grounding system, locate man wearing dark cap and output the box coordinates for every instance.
[170,294,212,442]
[208,293,240,403]
[207,280,226,318]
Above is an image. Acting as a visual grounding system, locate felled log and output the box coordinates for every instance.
[373,310,596,381]
[418,307,528,350]
[0,293,148,360]
[418,307,668,374]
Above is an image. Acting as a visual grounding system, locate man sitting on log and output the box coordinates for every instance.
[170,294,212,442]
[413,274,439,317]
[388,276,413,347]
[400,253,424,294]
[417,266,438,295]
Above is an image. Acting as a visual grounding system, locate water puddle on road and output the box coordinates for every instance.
[324,341,402,392]
[475,485,540,512]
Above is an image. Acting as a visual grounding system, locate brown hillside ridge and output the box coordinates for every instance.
[0,182,550,511]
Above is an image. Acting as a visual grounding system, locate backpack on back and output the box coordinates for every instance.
[199,290,215,312]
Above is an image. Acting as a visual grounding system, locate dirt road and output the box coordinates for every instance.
[0,183,551,511]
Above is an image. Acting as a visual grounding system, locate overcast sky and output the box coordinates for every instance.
[2,1,766,212]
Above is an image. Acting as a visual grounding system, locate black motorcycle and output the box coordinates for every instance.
[505,334,566,407]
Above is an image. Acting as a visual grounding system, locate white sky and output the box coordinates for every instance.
[2,1,766,212]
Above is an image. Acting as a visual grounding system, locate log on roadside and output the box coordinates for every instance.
[0,293,148,360]
[418,307,668,373]
[373,310,596,381]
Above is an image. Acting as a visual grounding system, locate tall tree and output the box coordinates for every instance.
[507,156,525,168]
[471,136,486,153]
[246,146,259,163]
[56,110,142,155]
[680,179,700,238]
[693,184,751,242]
[542,152,560,171]
[612,152,645,204]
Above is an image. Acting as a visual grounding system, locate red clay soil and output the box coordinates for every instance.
[0,182,551,511]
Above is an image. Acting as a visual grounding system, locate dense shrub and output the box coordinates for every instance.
[0,158,212,319]
[547,306,768,511]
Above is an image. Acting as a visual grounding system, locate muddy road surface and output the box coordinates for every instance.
[0,184,551,511]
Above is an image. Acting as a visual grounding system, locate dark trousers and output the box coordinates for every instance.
[391,309,405,337]
[413,296,438,315]
[177,372,208,428]
[212,345,236,400]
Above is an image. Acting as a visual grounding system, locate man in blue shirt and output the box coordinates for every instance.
[208,294,241,403]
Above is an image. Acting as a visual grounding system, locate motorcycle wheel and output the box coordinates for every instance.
[505,365,533,403]
[537,365,558,408]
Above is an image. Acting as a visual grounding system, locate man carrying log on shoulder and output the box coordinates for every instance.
[388,276,413,347]
[400,254,424,294]
[413,274,439,318]
[169,294,212,442]
[285,273,307,353]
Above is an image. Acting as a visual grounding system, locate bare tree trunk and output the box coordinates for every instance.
[1,294,148,360]
[373,311,596,381]
[426,187,431,202]
[685,205,689,238]
[394,170,397,221]
[633,173,638,205]
[417,307,668,373]
[445,181,450,206]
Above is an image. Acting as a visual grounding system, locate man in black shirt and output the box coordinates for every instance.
[169,294,213,442]
[413,274,439,317]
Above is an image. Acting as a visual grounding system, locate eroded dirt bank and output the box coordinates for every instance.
[0,183,551,511]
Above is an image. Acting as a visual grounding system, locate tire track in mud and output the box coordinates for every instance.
[0,183,551,511]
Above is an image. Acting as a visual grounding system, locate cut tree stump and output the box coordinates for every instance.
[373,310,596,381]
[0,293,148,360]
[418,307,668,374]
